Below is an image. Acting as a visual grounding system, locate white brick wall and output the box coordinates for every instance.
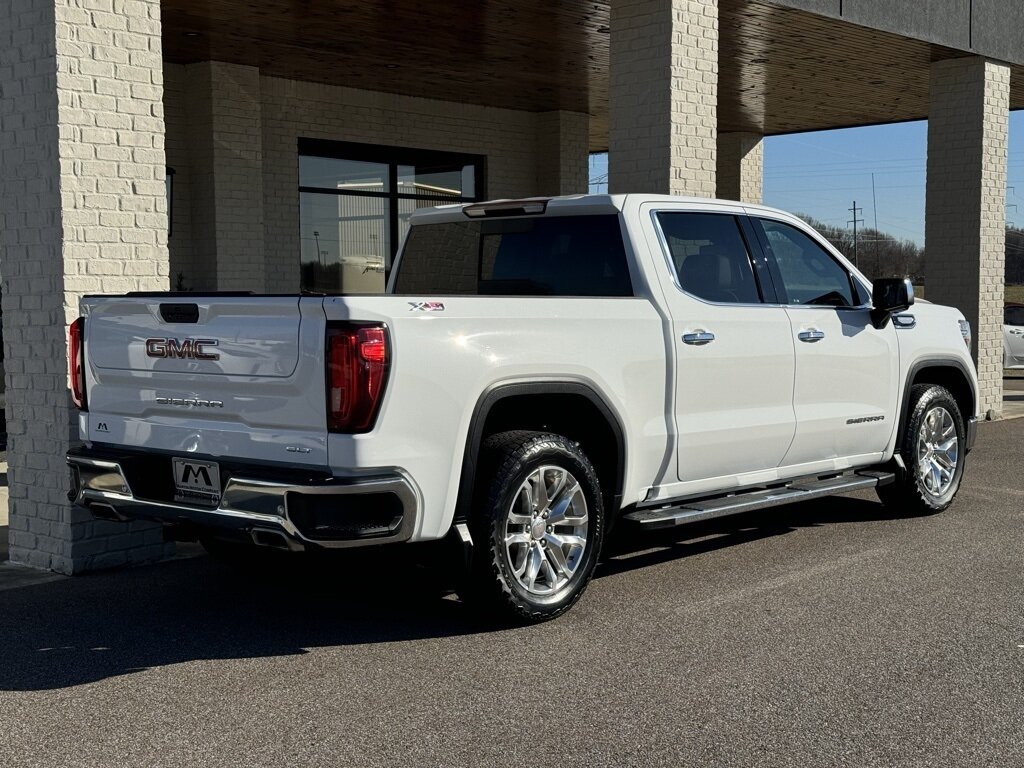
[164,62,195,290]
[167,62,267,292]
[0,0,171,573]
[260,75,560,291]
[164,71,584,292]
[717,131,763,203]
[536,111,590,196]
[608,0,719,196]
[202,62,265,292]
[925,57,1009,417]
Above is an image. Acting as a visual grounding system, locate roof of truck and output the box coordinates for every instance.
[408,193,801,225]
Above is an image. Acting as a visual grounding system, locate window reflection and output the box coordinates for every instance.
[298,141,482,294]
[300,193,388,294]
[299,157,387,193]
[397,163,474,199]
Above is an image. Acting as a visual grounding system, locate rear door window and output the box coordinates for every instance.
[655,212,762,304]
[1005,306,1024,326]
[393,214,632,297]
[754,218,858,307]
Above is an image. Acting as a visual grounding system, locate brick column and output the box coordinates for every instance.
[925,57,1009,418]
[535,111,589,196]
[0,0,171,573]
[608,0,718,196]
[717,132,763,203]
[184,62,265,292]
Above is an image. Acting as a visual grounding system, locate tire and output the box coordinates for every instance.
[462,430,606,623]
[877,384,966,514]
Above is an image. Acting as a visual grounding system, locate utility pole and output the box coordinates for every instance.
[848,201,864,269]
[871,173,880,275]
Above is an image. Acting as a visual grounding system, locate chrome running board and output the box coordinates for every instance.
[623,470,895,530]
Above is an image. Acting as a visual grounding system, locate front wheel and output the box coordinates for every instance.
[877,384,966,514]
[463,431,605,623]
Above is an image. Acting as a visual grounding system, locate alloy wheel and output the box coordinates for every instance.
[916,405,959,497]
[503,465,589,596]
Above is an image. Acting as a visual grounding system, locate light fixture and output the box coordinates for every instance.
[166,167,175,238]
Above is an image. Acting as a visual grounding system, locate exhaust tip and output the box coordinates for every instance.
[88,503,127,522]
[251,528,296,551]
[68,467,81,503]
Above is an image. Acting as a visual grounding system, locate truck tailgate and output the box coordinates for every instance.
[81,296,329,467]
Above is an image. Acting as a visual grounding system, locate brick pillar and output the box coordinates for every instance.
[0,0,171,572]
[925,57,1009,418]
[535,111,589,196]
[717,132,763,203]
[184,61,265,292]
[608,0,718,196]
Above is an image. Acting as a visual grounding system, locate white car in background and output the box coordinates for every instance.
[1005,303,1024,369]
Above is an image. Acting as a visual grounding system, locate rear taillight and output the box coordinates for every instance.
[959,319,972,350]
[326,324,390,433]
[68,317,87,411]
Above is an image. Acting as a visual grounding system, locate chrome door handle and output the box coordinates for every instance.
[682,330,715,346]
[797,328,826,343]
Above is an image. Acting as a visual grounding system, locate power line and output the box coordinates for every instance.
[766,183,925,193]
[768,156,926,169]
[768,160,1024,181]
[767,150,1024,172]
[768,167,926,180]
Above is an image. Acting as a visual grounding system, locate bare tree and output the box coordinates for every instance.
[795,214,924,282]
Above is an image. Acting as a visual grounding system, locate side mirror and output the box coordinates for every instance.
[871,277,914,329]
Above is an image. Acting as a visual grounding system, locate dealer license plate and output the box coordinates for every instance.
[172,458,221,505]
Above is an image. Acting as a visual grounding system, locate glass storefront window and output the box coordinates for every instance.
[299,193,389,294]
[396,163,475,199]
[298,139,483,294]
[300,156,388,193]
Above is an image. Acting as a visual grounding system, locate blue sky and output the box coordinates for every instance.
[589,111,1024,246]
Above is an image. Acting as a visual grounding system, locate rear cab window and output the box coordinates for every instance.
[655,212,763,304]
[1005,306,1024,326]
[393,215,633,297]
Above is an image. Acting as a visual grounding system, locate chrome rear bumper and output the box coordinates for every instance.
[67,449,418,550]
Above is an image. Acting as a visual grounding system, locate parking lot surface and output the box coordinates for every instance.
[0,420,1022,767]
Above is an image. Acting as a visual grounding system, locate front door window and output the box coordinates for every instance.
[755,218,859,307]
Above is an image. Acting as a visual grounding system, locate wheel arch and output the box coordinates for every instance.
[897,357,977,450]
[455,381,627,524]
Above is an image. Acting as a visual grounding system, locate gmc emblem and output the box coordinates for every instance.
[145,338,220,361]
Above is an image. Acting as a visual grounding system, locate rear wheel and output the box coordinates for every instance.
[463,431,605,623]
[877,384,966,514]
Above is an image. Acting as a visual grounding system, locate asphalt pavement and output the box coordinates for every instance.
[1003,377,1024,418]
[0,420,1022,767]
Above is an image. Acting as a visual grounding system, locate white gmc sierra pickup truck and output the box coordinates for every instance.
[67,194,979,622]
